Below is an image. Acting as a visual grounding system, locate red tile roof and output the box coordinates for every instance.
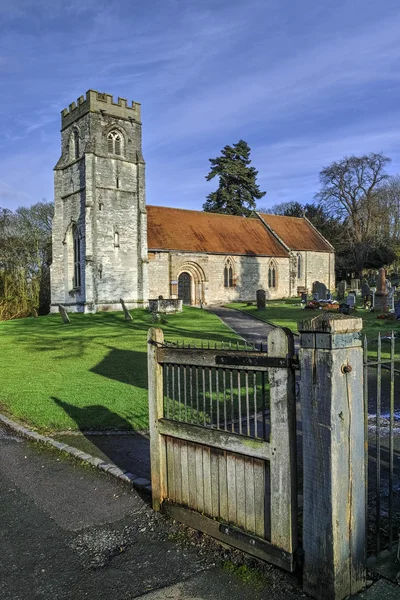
[147,206,289,256]
[259,214,333,252]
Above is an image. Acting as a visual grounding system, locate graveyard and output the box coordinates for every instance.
[0,308,239,433]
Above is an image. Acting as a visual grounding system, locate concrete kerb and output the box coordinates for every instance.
[0,413,152,495]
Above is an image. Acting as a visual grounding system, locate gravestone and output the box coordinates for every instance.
[346,293,356,308]
[374,268,388,312]
[388,289,395,312]
[120,298,133,321]
[395,300,400,319]
[351,278,360,291]
[301,292,308,304]
[312,281,327,300]
[58,304,70,324]
[337,280,347,301]
[361,278,370,298]
[256,289,266,310]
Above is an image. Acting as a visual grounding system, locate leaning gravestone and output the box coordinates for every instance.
[256,289,266,310]
[58,304,70,324]
[120,298,133,321]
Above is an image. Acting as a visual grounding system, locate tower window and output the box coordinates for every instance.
[69,129,80,161]
[73,129,79,159]
[114,231,120,247]
[107,131,123,156]
[73,226,81,288]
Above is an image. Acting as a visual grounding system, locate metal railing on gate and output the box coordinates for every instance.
[364,331,400,557]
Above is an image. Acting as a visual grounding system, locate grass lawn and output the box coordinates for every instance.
[0,308,239,433]
[227,299,400,359]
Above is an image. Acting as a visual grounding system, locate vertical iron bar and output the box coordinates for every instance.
[223,369,227,431]
[261,370,266,440]
[202,367,206,426]
[376,333,381,554]
[230,370,234,433]
[363,335,369,542]
[209,367,213,426]
[238,371,242,435]
[216,368,220,430]
[253,371,258,438]
[245,371,250,436]
[196,366,200,425]
[189,366,194,424]
[389,331,395,549]
[183,365,187,422]
[171,364,176,420]
[178,365,182,422]
[165,364,170,419]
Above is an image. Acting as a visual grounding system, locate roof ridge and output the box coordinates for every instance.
[147,205,256,220]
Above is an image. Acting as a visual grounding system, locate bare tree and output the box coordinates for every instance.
[315,153,391,244]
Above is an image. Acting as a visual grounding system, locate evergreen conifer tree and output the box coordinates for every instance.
[203,140,266,217]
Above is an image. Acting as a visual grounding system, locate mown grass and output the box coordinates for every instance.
[227,298,400,359]
[0,308,240,433]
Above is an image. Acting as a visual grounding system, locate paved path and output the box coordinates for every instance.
[207,306,276,348]
[0,422,308,600]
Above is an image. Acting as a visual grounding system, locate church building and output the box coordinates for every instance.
[50,91,334,313]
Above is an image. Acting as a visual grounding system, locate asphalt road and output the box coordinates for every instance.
[0,424,305,600]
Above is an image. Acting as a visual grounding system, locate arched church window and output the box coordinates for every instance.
[107,130,124,156]
[297,254,302,279]
[223,259,234,288]
[73,225,81,288]
[268,262,277,289]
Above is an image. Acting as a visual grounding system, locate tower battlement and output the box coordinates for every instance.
[61,90,141,130]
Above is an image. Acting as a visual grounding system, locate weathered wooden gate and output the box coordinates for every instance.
[148,327,298,571]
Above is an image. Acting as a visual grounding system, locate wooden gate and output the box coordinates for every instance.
[148,327,298,571]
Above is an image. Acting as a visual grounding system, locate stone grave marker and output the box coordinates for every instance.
[346,293,356,308]
[256,289,266,310]
[388,289,395,312]
[301,292,308,304]
[120,298,133,321]
[58,304,70,324]
[351,278,360,291]
[374,268,388,312]
[361,278,370,298]
[337,280,347,301]
[312,281,327,300]
[395,300,400,319]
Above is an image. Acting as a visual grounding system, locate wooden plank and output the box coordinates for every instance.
[235,456,246,530]
[162,502,295,572]
[226,453,237,524]
[173,439,182,505]
[218,451,228,521]
[157,347,287,371]
[187,442,197,510]
[158,419,270,460]
[148,328,167,511]
[244,457,256,535]
[210,448,220,517]
[254,458,266,539]
[166,437,175,502]
[202,446,212,517]
[195,443,204,513]
[180,442,189,506]
[268,327,297,554]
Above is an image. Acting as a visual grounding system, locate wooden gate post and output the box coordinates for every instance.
[299,314,366,600]
[148,327,167,511]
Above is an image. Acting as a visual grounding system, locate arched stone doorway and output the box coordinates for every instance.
[178,272,192,305]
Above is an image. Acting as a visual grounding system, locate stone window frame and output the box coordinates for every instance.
[297,253,302,279]
[72,224,82,289]
[69,127,80,161]
[223,257,235,288]
[107,128,125,157]
[268,260,278,289]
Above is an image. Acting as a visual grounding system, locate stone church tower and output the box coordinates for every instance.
[50,90,148,313]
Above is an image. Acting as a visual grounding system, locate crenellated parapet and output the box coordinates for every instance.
[61,90,141,130]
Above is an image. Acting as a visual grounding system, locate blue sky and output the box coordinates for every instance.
[1,0,400,212]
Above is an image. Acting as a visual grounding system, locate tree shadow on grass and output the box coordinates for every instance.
[51,397,151,479]
[90,347,148,387]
